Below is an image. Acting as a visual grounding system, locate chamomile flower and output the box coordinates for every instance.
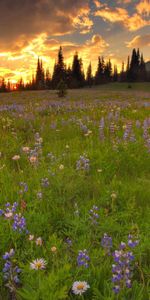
[72,281,90,295]
[30,258,47,270]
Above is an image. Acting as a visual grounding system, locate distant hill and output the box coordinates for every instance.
[146,61,150,72]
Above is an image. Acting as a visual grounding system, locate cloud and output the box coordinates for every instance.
[0,0,92,48]
[95,5,150,31]
[136,0,150,16]
[0,34,109,82]
[126,34,150,48]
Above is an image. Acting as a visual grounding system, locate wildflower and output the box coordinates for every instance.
[89,205,99,225]
[72,281,90,295]
[111,192,117,199]
[101,233,112,255]
[51,246,57,253]
[19,182,28,194]
[128,234,139,248]
[37,191,43,199]
[77,249,90,268]
[76,155,90,171]
[30,258,47,270]
[41,178,49,187]
[3,249,15,260]
[12,155,20,161]
[29,156,37,164]
[36,237,43,246]
[112,240,138,294]
[22,147,30,153]
[28,235,34,241]
[2,249,21,291]
[59,164,64,170]
[13,213,27,233]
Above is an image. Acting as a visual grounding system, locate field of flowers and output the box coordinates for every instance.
[0,89,150,300]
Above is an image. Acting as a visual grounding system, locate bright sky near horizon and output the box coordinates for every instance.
[0,0,150,83]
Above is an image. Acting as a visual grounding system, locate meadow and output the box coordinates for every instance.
[0,85,150,300]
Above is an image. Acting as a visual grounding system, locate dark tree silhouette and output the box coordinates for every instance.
[86,62,93,87]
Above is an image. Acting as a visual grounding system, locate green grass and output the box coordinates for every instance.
[0,88,150,300]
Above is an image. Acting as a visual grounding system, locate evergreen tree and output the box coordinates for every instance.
[86,62,93,87]
[139,53,146,81]
[126,56,130,82]
[71,52,85,88]
[120,61,127,82]
[45,69,51,89]
[113,65,118,82]
[16,78,24,91]
[95,57,105,84]
[52,47,66,89]
[128,49,140,81]
[35,58,45,89]
[0,78,7,92]
[57,79,67,97]
[104,59,112,82]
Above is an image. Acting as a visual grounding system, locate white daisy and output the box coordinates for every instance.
[36,237,42,246]
[30,258,47,270]
[72,281,90,295]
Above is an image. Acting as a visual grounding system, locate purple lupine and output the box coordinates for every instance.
[19,182,28,194]
[2,249,21,293]
[109,122,116,135]
[128,234,139,248]
[112,240,138,294]
[41,178,50,187]
[99,117,105,141]
[89,205,99,225]
[101,233,112,255]
[77,249,90,268]
[80,122,88,134]
[76,155,90,171]
[13,213,27,233]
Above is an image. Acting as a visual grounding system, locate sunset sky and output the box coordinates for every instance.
[0,0,150,83]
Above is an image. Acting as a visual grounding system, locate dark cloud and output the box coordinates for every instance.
[0,0,91,48]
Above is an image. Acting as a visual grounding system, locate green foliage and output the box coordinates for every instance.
[0,89,150,299]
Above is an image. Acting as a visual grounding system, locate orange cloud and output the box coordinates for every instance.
[136,0,150,16]
[126,34,150,48]
[95,5,150,31]
[0,34,109,82]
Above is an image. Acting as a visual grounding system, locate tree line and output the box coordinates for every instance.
[0,47,149,92]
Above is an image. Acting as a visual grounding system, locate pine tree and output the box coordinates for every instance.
[104,59,112,82]
[126,56,130,82]
[0,78,7,92]
[86,62,93,87]
[45,69,51,89]
[52,47,66,89]
[71,52,85,88]
[35,58,45,89]
[17,78,24,91]
[95,57,105,85]
[139,53,146,81]
[113,65,118,82]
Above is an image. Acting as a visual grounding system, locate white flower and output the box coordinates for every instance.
[30,258,47,270]
[28,235,34,241]
[59,164,64,170]
[4,211,13,219]
[36,237,42,246]
[12,155,20,161]
[22,147,30,153]
[72,281,90,295]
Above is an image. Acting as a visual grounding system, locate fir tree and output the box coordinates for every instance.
[71,52,85,88]
[52,47,66,89]
[86,62,93,87]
